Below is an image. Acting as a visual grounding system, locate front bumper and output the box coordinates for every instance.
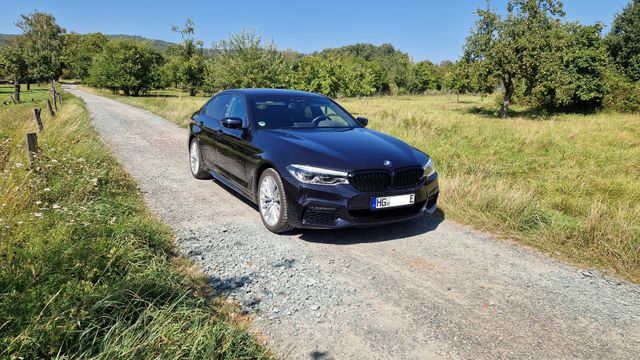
[281,172,439,229]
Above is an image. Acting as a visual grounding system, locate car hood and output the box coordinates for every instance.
[259,128,426,172]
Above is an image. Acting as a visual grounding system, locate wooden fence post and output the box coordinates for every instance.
[10,95,18,105]
[33,108,44,132]
[57,92,63,104]
[52,91,58,111]
[27,132,38,166]
[46,100,55,117]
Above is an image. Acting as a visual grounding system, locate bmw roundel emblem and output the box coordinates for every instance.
[383,160,392,167]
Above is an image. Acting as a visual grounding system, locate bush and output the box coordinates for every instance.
[604,71,640,113]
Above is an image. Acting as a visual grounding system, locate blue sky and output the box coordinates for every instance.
[1,0,630,63]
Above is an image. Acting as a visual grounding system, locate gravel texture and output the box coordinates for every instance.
[67,85,640,359]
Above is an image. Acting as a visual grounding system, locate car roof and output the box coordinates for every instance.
[223,88,326,98]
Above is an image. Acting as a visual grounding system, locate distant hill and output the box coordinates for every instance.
[0,34,17,47]
[105,34,176,51]
[0,33,217,55]
[0,33,176,50]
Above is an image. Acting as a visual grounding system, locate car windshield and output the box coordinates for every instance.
[249,95,358,129]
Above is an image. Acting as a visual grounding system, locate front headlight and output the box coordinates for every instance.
[287,164,349,186]
[423,158,436,177]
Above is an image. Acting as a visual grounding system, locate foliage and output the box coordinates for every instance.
[607,0,640,81]
[61,32,108,79]
[528,22,609,110]
[204,30,290,92]
[163,19,205,96]
[408,60,440,93]
[0,95,272,358]
[16,11,65,82]
[289,55,376,97]
[88,39,164,96]
[603,68,640,112]
[319,43,413,93]
[465,0,567,117]
[0,42,27,83]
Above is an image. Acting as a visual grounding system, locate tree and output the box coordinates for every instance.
[88,39,163,96]
[204,30,289,92]
[61,32,108,79]
[16,11,65,83]
[0,41,27,102]
[409,61,439,93]
[607,0,640,81]
[465,0,565,117]
[318,43,413,94]
[531,22,608,110]
[169,19,205,96]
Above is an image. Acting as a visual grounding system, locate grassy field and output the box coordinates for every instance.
[0,95,271,357]
[94,89,640,282]
[343,95,639,281]
[1,84,53,110]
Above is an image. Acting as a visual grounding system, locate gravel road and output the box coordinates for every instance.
[66,85,640,359]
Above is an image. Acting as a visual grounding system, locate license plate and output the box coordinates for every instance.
[370,194,415,210]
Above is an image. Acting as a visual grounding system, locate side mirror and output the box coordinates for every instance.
[221,117,243,129]
[356,117,369,127]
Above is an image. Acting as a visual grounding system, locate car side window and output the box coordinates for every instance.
[226,95,248,125]
[205,94,231,120]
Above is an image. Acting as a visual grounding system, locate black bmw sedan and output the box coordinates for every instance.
[188,89,439,233]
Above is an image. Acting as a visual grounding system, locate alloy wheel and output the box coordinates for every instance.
[259,175,281,226]
[190,140,199,174]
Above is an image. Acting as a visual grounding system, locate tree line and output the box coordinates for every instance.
[1,0,639,116]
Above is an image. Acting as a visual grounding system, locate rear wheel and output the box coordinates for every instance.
[189,138,211,179]
[258,168,294,233]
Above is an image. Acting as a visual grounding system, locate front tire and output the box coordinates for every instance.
[189,138,211,179]
[258,168,294,233]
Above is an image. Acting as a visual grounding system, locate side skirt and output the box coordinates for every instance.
[208,168,256,204]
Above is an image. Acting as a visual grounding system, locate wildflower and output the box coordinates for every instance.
[52,204,61,209]
[33,213,43,218]
[44,188,51,192]
[15,163,23,168]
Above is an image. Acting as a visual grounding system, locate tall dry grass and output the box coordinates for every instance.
[341,95,640,281]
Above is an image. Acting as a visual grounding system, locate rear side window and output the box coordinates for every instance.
[205,94,231,120]
[226,95,248,124]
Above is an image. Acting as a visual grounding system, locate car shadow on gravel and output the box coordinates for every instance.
[210,178,259,210]
[297,208,445,244]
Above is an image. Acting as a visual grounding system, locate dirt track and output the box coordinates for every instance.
[66,85,640,359]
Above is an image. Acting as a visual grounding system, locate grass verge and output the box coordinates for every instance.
[88,89,640,282]
[0,94,272,358]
